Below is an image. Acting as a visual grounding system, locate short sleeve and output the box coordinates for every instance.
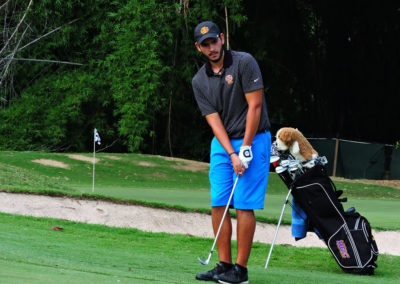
[239,53,264,93]
[192,78,216,116]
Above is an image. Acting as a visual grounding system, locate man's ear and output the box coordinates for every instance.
[220,33,225,45]
[195,42,202,52]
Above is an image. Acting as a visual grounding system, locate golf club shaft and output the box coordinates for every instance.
[204,175,240,264]
[265,188,292,269]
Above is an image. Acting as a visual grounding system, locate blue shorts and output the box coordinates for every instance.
[209,131,271,209]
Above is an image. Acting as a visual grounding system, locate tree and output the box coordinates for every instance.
[0,0,83,108]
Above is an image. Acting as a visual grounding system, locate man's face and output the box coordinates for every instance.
[195,34,225,62]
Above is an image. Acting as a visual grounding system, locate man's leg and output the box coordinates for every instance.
[195,206,234,281]
[216,209,253,284]
[212,206,232,263]
[236,209,256,267]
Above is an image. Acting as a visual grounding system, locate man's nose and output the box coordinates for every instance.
[209,42,218,51]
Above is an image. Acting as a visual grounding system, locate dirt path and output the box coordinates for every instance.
[0,192,398,256]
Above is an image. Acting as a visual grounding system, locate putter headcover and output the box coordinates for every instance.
[275,127,318,162]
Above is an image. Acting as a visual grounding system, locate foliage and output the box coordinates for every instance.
[1,0,399,157]
[103,0,174,152]
[0,0,247,155]
[0,68,113,151]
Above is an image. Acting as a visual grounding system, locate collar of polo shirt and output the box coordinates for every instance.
[205,50,233,77]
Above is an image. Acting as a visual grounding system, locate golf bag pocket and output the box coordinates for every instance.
[327,218,378,275]
[347,213,379,271]
[328,224,360,268]
[346,212,379,256]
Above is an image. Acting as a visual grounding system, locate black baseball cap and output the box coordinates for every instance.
[194,21,221,45]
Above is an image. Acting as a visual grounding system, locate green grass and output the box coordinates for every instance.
[0,152,209,192]
[0,212,399,284]
[0,151,399,230]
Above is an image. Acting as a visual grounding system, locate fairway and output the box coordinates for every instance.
[0,213,399,284]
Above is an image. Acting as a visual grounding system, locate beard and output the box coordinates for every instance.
[209,47,224,63]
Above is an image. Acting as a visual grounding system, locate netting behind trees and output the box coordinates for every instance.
[309,138,399,180]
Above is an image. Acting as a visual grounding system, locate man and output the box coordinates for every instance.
[192,21,271,284]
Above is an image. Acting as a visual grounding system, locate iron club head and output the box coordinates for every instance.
[270,156,280,163]
[280,160,290,167]
[275,166,287,174]
[198,256,209,265]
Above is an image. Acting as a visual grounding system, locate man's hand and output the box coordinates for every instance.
[230,154,245,175]
[239,145,253,168]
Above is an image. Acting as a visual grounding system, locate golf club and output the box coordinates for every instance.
[280,159,290,167]
[303,159,315,169]
[275,165,288,174]
[270,155,280,163]
[289,160,304,174]
[198,175,240,265]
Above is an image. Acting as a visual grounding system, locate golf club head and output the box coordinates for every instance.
[304,160,315,169]
[198,256,209,265]
[288,160,300,167]
[270,156,280,163]
[319,156,328,165]
[280,160,290,167]
[275,166,287,174]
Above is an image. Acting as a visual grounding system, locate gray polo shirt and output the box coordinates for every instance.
[192,50,270,139]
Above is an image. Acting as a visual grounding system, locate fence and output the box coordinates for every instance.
[308,138,400,180]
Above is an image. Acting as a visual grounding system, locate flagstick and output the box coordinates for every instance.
[92,138,96,193]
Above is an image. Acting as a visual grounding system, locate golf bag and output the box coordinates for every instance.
[290,165,379,275]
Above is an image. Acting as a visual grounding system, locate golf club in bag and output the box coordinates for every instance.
[198,175,240,265]
[266,142,379,275]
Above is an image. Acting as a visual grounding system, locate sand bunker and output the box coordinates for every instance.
[103,155,122,160]
[161,156,209,172]
[333,177,400,190]
[137,161,157,167]
[68,154,99,163]
[32,159,70,169]
[0,191,398,256]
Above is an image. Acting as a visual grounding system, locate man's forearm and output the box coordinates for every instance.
[206,112,245,175]
[242,89,263,146]
[242,105,261,146]
[205,113,235,154]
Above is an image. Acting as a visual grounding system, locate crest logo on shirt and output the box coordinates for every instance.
[200,26,209,34]
[225,74,233,85]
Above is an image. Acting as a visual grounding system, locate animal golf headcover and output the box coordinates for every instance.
[276,127,318,162]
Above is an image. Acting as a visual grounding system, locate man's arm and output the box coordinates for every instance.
[242,89,263,146]
[205,113,245,175]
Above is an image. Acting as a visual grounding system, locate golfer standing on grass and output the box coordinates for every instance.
[192,21,271,284]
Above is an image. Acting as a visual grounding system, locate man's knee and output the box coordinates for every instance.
[236,209,254,216]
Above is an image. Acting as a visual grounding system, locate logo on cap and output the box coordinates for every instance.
[200,26,209,34]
